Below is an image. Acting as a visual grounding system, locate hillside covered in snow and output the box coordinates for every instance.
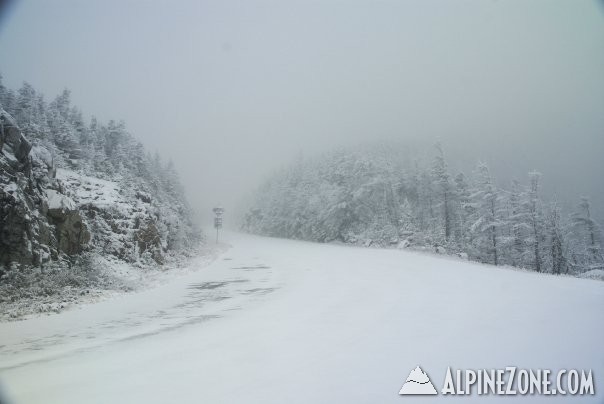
[242,144,603,277]
[0,78,201,318]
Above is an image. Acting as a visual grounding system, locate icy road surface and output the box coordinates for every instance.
[1,232,603,403]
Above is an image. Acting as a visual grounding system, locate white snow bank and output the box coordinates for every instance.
[579,268,604,281]
[55,168,121,209]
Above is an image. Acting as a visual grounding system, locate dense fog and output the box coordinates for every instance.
[1,3,603,402]
[0,0,602,223]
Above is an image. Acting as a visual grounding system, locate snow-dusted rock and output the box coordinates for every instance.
[434,245,447,254]
[46,205,90,255]
[46,189,76,211]
[397,239,411,249]
[0,109,31,162]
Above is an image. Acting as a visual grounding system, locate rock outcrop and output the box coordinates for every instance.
[47,207,91,255]
[0,109,90,271]
[0,78,201,317]
[1,108,184,276]
[134,219,163,264]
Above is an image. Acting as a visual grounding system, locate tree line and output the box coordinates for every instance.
[243,143,603,275]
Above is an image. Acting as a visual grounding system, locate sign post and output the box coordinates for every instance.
[213,206,225,243]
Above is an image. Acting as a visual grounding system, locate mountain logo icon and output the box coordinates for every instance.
[398,365,438,395]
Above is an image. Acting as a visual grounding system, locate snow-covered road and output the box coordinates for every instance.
[1,232,603,403]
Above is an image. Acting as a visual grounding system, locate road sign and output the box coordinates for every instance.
[213,206,224,242]
[214,216,222,229]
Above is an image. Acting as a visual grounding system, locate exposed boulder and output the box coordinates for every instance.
[1,111,32,164]
[47,202,90,255]
[134,219,163,264]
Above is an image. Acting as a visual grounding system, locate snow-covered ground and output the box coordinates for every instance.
[1,232,602,403]
[54,168,122,210]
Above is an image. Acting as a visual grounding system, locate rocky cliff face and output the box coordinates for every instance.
[1,109,191,279]
[53,167,166,265]
[0,78,201,318]
[0,109,91,271]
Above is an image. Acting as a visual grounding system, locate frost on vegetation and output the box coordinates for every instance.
[243,144,603,278]
[0,78,203,319]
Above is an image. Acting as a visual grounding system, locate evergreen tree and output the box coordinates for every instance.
[470,163,502,265]
[526,172,544,272]
[508,179,528,267]
[454,172,473,250]
[546,203,567,274]
[16,82,37,126]
[570,197,603,270]
[0,74,6,107]
[431,143,452,243]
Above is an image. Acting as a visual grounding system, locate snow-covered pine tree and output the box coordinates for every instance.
[453,172,474,251]
[569,197,603,271]
[15,82,37,127]
[470,163,503,265]
[0,74,6,107]
[525,172,545,272]
[545,203,568,274]
[431,143,452,244]
[507,179,529,267]
[46,90,81,166]
[0,80,16,112]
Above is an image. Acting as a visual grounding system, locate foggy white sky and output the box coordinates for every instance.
[0,0,603,223]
